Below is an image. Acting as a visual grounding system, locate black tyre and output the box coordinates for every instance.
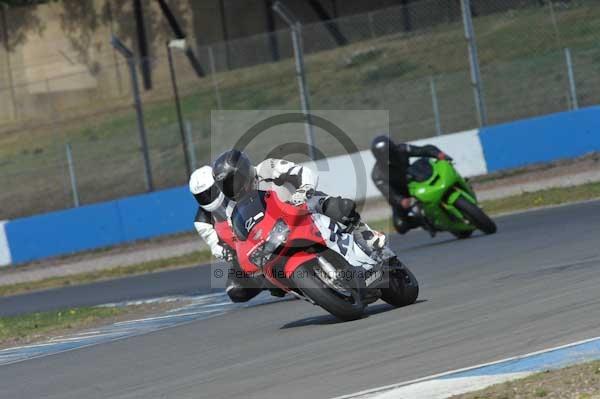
[454,197,497,235]
[452,230,473,239]
[292,263,365,321]
[381,266,419,307]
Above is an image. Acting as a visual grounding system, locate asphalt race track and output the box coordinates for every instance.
[0,263,221,317]
[2,201,600,399]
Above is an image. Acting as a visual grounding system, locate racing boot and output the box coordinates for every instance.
[408,203,436,238]
[269,288,287,298]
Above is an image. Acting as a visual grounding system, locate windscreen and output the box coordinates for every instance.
[407,158,434,183]
[231,191,268,241]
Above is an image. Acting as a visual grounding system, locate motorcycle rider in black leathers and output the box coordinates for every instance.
[371,135,452,234]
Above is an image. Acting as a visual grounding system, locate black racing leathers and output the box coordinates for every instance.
[372,143,443,233]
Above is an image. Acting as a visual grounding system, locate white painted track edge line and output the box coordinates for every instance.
[331,334,600,399]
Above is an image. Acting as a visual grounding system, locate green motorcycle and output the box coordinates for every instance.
[406,158,497,238]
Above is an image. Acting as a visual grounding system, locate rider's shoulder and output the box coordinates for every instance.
[194,207,212,224]
[257,158,295,174]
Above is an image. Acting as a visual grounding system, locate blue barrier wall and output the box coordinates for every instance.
[5,186,197,264]
[117,187,196,242]
[480,106,600,172]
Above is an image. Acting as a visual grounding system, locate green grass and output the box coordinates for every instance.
[0,249,212,298]
[0,306,127,346]
[451,360,600,399]
[3,1,600,219]
[481,182,600,215]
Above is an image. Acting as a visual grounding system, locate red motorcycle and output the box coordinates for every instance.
[223,189,419,321]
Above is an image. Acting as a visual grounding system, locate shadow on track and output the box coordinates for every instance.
[280,300,427,329]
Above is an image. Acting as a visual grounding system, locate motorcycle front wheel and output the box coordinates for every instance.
[454,197,497,235]
[292,262,365,322]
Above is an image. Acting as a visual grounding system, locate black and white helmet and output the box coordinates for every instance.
[189,166,225,212]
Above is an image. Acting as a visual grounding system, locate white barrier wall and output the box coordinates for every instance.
[410,129,488,177]
[305,129,488,201]
[0,221,12,267]
[308,151,379,201]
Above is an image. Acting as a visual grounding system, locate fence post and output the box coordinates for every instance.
[128,58,154,192]
[167,41,192,178]
[367,11,376,39]
[564,47,578,110]
[208,46,223,110]
[460,0,487,126]
[1,4,17,120]
[185,120,197,171]
[548,1,562,48]
[292,24,316,161]
[65,143,80,208]
[111,35,154,192]
[429,76,442,136]
[273,1,316,161]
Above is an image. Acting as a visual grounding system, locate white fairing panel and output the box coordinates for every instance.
[311,213,378,271]
[0,221,11,267]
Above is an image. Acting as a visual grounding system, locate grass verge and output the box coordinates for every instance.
[480,182,600,216]
[2,181,600,299]
[451,360,600,399]
[0,306,127,348]
[0,300,187,349]
[0,250,212,298]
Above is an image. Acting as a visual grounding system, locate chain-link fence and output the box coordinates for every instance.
[1,0,600,220]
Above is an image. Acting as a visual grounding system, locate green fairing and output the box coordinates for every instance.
[407,159,480,233]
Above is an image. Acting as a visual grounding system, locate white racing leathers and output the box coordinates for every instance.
[255,158,318,201]
[256,158,385,256]
[193,201,235,260]
[311,213,380,270]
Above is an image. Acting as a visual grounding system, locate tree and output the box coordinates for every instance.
[0,0,48,51]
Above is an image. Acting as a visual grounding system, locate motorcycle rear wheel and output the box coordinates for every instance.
[292,263,365,322]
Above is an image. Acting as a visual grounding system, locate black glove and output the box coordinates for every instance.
[391,196,416,210]
[323,197,359,227]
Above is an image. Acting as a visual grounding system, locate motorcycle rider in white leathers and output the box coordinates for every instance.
[189,166,266,302]
[212,150,386,255]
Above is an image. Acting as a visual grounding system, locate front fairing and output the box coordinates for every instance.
[233,191,323,275]
[408,160,461,204]
[233,190,380,282]
[214,220,235,249]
